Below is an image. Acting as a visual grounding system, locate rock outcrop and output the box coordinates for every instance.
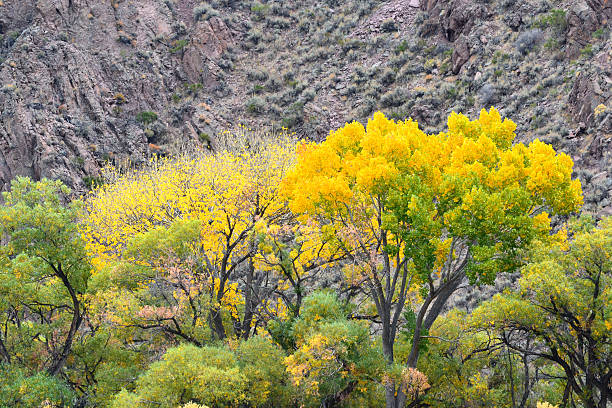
[0,0,232,192]
[0,0,610,215]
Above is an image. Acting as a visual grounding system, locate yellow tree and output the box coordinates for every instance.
[254,216,348,318]
[84,139,296,341]
[281,108,583,408]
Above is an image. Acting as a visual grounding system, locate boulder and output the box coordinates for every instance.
[566,1,599,59]
[419,0,485,41]
[568,74,601,128]
[451,35,470,74]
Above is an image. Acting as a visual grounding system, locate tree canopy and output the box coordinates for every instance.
[471,217,611,408]
[282,108,582,407]
[0,110,593,408]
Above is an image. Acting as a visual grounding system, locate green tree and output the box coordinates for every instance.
[111,336,291,408]
[471,217,612,408]
[417,309,519,407]
[0,365,74,408]
[284,291,385,407]
[0,177,91,376]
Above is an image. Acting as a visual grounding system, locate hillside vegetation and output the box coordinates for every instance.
[0,0,610,214]
[0,109,610,408]
[0,0,611,407]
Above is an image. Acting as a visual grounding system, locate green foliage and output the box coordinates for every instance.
[135,110,158,125]
[170,39,189,53]
[112,338,290,408]
[251,2,270,19]
[292,291,348,339]
[70,329,145,407]
[580,44,594,57]
[285,292,384,407]
[236,336,292,407]
[533,9,568,33]
[416,310,515,407]
[198,132,211,143]
[267,317,297,351]
[83,175,104,189]
[470,217,612,407]
[394,40,408,54]
[0,177,91,374]
[111,344,245,408]
[593,27,606,39]
[185,82,203,94]
[544,37,560,50]
[0,365,74,408]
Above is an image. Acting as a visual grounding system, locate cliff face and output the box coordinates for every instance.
[0,0,610,213]
[0,0,233,192]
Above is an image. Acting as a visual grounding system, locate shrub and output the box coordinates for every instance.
[111,345,247,408]
[593,27,606,39]
[381,19,398,32]
[111,341,290,408]
[380,88,408,108]
[580,44,593,57]
[266,16,292,29]
[169,39,188,53]
[533,9,567,33]
[246,29,262,45]
[246,96,266,114]
[136,111,158,125]
[246,68,269,82]
[514,29,543,54]
[250,1,270,18]
[113,93,127,104]
[193,4,218,22]
[478,84,497,106]
[395,40,409,54]
[198,133,211,144]
[380,68,396,86]
[281,102,304,129]
[83,176,104,189]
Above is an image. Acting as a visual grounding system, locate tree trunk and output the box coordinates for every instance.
[240,260,256,340]
[209,307,226,340]
[596,374,611,408]
[407,293,434,368]
[385,384,408,408]
[422,274,464,331]
[0,334,10,364]
[47,263,83,376]
[519,347,530,408]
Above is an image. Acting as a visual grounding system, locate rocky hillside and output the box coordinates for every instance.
[0,0,610,214]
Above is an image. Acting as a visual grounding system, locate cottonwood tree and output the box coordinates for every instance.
[0,178,91,376]
[281,108,583,408]
[471,217,611,408]
[84,140,296,341]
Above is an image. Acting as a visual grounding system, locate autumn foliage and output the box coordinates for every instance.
[282,108,582,406]
[0,109,601,408]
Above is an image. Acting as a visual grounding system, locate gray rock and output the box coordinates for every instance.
[451,35,470,74]
[566,2,599,59]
